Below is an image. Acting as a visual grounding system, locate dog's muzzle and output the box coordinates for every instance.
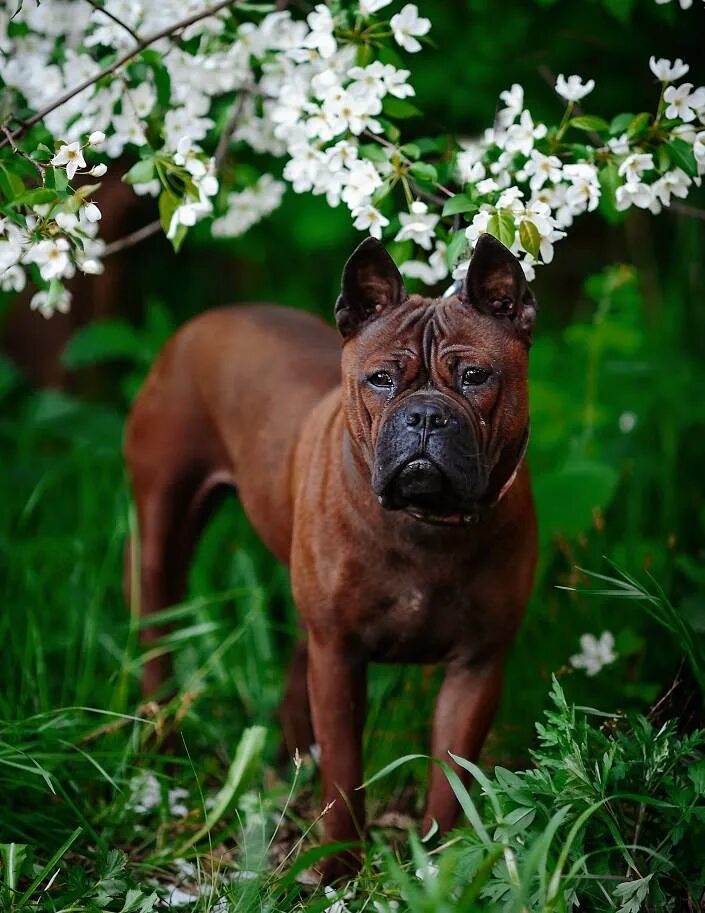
[372,393,487,518]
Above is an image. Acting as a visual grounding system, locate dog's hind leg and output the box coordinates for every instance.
[279,639,315,759]
[126,468,230,698]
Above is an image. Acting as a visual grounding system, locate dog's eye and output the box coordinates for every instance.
[368,370,394,388]
[461,366,491,387]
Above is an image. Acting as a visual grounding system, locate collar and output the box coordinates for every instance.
[403,422,530,528]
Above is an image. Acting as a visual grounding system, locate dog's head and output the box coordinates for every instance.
[336,234,535,524]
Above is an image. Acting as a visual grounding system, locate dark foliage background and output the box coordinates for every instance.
[1,0,705,905]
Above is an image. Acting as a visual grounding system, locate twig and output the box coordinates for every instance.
[0,0,238,150]
[1,123,47,185]
[537,63,605,148]
[83,0,142,43]
[214,91,248,168]
[671,202,705,221]
[105,86,252,258]
[101,219,161,256]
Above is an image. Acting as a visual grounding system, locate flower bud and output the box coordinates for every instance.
[88,130,106,146]
[89,163,107,177]
[80,258,104,275]
[82,201,101,222]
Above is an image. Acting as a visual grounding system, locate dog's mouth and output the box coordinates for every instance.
[378,458,478,524]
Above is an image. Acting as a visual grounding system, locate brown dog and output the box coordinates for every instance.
[124,233,537,877]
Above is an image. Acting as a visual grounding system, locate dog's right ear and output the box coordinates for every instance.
[335,238,407,338]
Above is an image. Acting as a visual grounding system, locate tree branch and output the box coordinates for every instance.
[83,0,142,43]
[0,0,238,150]
[214,91,249,168]
[1,123,47,185]
[671,202,705,221]
[101,219,162,257]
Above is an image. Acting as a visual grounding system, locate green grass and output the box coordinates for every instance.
[2,252,705,909]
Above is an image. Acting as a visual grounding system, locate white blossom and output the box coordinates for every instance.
[504,110,548,156]
[390,4,431,53]
[30,285,72,319]
[618,152,654,183]
[649,56,689,82]
[304,5,336,59]
[663,83,702,122]
[616,181,660,213]
[399,240,448,285]
[352,204,389,239]
[653,168,691,205]
[496,84,524,128]
[51,141,86,180]
[395,200,440,249]
[522,150,563,191]
[555,74,595,103]
[81,201,101,223]
[25,237,72,280]
[570,631,617,677]
[359,0,394,14]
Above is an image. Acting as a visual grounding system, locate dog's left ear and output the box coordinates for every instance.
[335,237,407,338]
[463,233,537,341]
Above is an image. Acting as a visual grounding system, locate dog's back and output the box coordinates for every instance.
[125,304,340,563]
[123,304,340,693]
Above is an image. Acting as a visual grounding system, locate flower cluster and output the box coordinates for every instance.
[393,57,705,284]
[0,131,107,315]
[570,631,618,677]
[1,1,705,317]
[1,0,431,310]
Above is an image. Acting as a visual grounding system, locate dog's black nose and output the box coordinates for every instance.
[404,398,451,433]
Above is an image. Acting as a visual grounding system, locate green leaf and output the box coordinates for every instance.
[445,229,468,268]
[0,162,25,200]
[170,222,188,254]
[17,828,82,907]
[1,843,27,891]
[379,118,400,143]
[519,219,541,258]
[399,142,420,160]
[29,142,53,162]
[442,193,477,217]
[158,189,178,235]
[609,112,634,136]
[8,187,58,208]
[382,97,421,119]
[74,182,101,201]
[598,162,624,225]
[52,167,68,193]
[123,157,156,185]
[626,112,651,139]
[359,143,388,163]
[665,138,698,178]
[657,144,670,173]
[601,0,636,23]
[569,115,610,133]
[176,725,266,853]
[409,161,438,183]
[61,321,148,368]
[486,212,515,248]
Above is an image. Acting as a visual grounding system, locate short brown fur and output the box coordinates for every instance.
[124,236,538,881]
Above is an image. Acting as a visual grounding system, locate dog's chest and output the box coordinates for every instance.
[356,577,485,664]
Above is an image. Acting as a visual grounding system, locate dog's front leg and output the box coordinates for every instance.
[423,658,505,834]
[307,634,367,881]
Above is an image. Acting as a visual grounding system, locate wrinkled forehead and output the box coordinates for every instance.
[349,295,522,363]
